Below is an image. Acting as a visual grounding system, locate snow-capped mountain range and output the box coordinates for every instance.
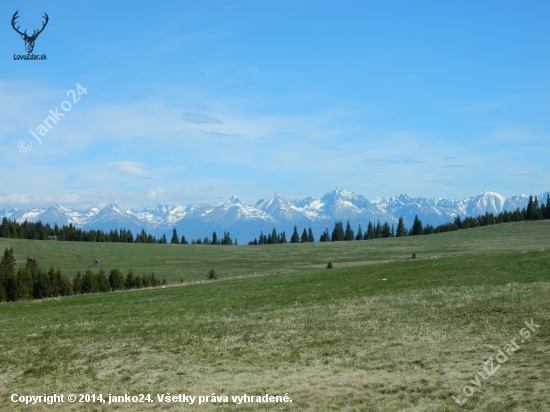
[0,188,547,242]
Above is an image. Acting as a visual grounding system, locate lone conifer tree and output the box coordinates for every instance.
[171,228,180,244]
[396,217,406,237]
[308,227,315,242]
[344,221,354,241]
[301,228,308,243]
[355,224,363,240]
[411,215,423,236]
[331,222,345,241]
[290,226,300,243]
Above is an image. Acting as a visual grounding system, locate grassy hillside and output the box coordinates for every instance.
[0,220,549,282]
[0,221,549,411]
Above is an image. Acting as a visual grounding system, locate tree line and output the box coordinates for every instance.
[1,195,548,247]
[0,247,165,303]
[0,218,240,246]
[0,218,163,243]
[171,229,237,245]
[248,194,550,243]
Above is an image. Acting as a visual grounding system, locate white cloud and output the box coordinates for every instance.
[180,112,224,125]
[110,161,152,176]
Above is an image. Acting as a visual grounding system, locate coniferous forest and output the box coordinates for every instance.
[248,194,550,244]
[0,247,165,303]
[1,195,549,247]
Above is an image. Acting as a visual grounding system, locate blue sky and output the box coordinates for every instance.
[1,1,549,209]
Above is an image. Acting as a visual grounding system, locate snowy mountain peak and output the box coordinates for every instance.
[217,196,244,208]
[0,188,542,243]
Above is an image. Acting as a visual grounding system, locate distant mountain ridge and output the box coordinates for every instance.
[1,189,547,242]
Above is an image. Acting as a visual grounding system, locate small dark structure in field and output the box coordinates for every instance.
[48,236,57,241]
[327,262,333,269]
[206,268,218,280]
[92,259,99,267]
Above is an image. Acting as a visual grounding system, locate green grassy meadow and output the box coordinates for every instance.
[0,221,549,411]
[0,220,549,282]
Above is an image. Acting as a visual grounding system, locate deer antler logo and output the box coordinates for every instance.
[11,11,49,54]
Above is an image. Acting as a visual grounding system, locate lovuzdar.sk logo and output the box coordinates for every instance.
[11,10,48,60]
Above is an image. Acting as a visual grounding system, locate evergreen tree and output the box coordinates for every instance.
[355,224,363,240]
[411,215,423,236]
[279,231,288,243]
[181,235,189,245]
[382,222,391,238]
[72,271,83,294]
[148,273,160,287]
[331,222,345,241]
[344,221,355,241]
[125,269,136,289]
[259,231,266,244]
[546,194,550,219]
[364,221,372,239]
[1,247,16,269]
[97,269,110,293]
[13,267,33,301]
[1,218,11,238]
[308,227,315,242]
[454,215,463,230]
[57,269,72,296]
[271,228,279,244]
[109,268,125,291]
[374,221,382,238]
[391,224,395,237]
[211,231,218,245]
[396,217,406,237]
[31,262,49,299]
[526,195,535,220]
[290,226,300,243]
[319,228,330,242]
[82,269,98,294]
[221,231,233,245]
[300,228,308,243]
[171,228,180,244]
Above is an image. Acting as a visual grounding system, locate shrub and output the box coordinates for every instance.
[327,262,333,269]
[207,269,218,280]
[412,253,417,259]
